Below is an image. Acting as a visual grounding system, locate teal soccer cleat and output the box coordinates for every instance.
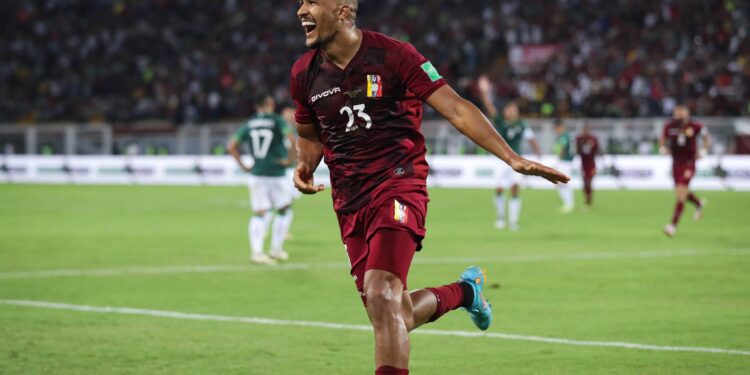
[459,266,492,330]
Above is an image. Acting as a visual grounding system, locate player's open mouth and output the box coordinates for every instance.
[302,20,317,36]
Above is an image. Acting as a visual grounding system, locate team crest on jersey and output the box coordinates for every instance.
[685,127,694,137]
[366,74,383,98]
[393,199,408,224]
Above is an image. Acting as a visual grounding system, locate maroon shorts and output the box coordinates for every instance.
[336,188,428,305]
[673,162,695,186]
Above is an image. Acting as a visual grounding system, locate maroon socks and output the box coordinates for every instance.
[376,366,408,374]
[671,201,685,225]
[583,179,593,205]
[425,282,473,322]
[687,193,702,207]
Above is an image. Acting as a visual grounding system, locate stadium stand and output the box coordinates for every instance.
[1,0,749,124]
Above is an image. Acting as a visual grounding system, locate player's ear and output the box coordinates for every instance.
[337,4,351,23]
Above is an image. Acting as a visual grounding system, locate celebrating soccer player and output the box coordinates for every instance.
[478,76,542,231]
[290,1,569,373]
[660,105,710,237]
[576,124,600,207]
[228,93,297,264]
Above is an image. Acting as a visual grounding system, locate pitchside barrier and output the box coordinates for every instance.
[1,155,749,191]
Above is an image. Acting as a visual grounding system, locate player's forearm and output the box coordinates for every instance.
[659,136,669,154]
[446,98,519,165]
[296,136,323,171]
[227,142,247,169]
[287,135,298,165]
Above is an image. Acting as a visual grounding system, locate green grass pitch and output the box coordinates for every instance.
[0,184,749,374]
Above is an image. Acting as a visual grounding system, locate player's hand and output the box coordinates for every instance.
[477,75,492,94]
[510,157,570,184]
[278,158,292,168]
[240,164,252,173]
[293,164,325,194]
[659,146,669,155]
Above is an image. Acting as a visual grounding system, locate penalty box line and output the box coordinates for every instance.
[1,299,749,357]
[0,248,749,280]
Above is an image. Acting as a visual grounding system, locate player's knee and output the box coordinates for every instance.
[277,205,291,215]
[253,210,267,217]
[364,276,402,325]
[495,188,504,195]
[510,186,520,197]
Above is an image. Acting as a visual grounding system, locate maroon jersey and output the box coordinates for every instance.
[662,120,704,165]
[290,30,446,213]
[576,134,599,172]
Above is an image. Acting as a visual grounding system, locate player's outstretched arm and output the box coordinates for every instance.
[294,123,325,194]
[426,85,570,184]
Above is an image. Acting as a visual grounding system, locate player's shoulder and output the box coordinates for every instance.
[290,49,319,78]
[361,30,411,51]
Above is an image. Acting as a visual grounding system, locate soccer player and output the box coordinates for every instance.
[291,1,568,373]
[660,105,709,237]
[576,124,600,207]
[228,93,296,264]
[477,76,542,230]
[554,120,575,213]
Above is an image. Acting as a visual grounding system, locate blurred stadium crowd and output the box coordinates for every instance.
[1,0,749,124]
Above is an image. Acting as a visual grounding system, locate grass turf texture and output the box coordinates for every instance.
[0,184,749,374]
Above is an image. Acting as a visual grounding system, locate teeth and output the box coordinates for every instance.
[301,21,316,27]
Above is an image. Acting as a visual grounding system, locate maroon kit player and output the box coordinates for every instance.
[575,124,600,207]
[290,1,569,373]
[660,105,710,237]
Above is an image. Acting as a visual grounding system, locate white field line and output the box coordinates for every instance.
[1,248,749,280]
[1,299,749,356]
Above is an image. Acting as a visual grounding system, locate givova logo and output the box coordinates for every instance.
[311,87,341,103]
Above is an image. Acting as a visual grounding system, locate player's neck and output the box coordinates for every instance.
[322,27,362,70]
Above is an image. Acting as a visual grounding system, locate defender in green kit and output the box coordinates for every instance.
[228,93,297,265]
[554,120,575,213]
[478,76,541,230]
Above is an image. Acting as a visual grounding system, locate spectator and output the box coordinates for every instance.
[0,0,748,124]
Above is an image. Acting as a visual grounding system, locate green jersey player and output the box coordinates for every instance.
[228,93,296,265]
[553,120,575,213]
[478,76,541,231]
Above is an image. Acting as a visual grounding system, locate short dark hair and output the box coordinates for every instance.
[253,92,272,107]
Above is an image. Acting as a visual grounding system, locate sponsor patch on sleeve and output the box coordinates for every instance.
[420,61,442,82]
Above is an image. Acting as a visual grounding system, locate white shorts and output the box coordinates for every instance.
[555,160,573,178]
[285,169,302,200]
[497,163,524,188]
[249,176,294,212]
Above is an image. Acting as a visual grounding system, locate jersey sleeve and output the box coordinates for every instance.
[395,43,447,101]
[290,72,316,125]
[233,124,249,142]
